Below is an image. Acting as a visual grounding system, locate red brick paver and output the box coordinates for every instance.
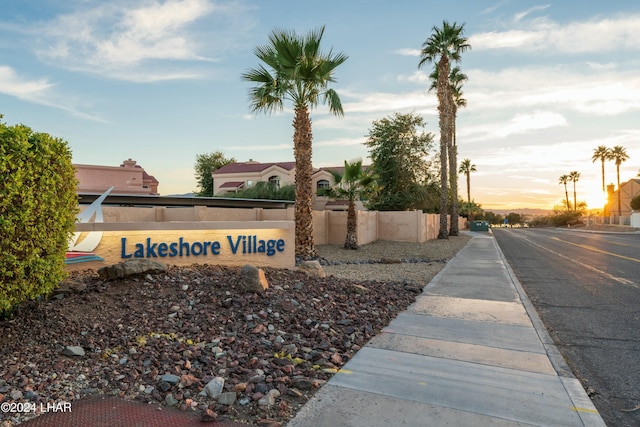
[20,396,252,427]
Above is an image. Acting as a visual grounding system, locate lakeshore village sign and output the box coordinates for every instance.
[66,189,295,270]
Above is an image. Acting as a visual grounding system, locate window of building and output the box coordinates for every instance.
[317,179,330,194]
[268,176,280,189]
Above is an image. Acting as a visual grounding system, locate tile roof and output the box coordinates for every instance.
[142,170,159,184]
[214,161,296,175]
[219,181,245,188]
[213,161,371,177]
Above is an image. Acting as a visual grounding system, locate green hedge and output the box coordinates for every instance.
[0,119,78,313]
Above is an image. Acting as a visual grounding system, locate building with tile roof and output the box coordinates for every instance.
[212,160,367,210]
[606,177,640,217]
[75,158,159,195]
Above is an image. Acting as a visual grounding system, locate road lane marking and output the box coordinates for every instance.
[550,237,640,263]
[504,231,637,287]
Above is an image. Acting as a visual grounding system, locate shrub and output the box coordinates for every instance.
[631,194,640,211]
[228,181,296,201]
[0,119,78,313]
[550,211,582,227]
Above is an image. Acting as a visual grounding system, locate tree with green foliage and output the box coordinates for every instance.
[242,26,347,258]
[506,212,524,226]
[321,159,378,249]
[630,193,640,211]
[459,199,482,220]
[608,145,629,216]
[569,170,580,212]
[364,112,435,211]
[419,21,470,239]
[0,117,78,314]
[551,201,587,226]
[194,151,235,197]
[483,211,504,225]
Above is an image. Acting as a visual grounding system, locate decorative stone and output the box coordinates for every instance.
[240,264,269,293]
[97,259,167,280]
[297,260,325,278]
[62,346,85,357]
[350,284,370,295]
[202,377,225,398]
[217,391,237,406]
[179,375,200,387]
[157,382,171,393]
[57,279,87,293]
[161,374,180,385]
[165,394,179,407]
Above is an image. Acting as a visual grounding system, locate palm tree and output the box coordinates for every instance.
[429,66,468,236]
[242,27,347,257]
[459,158,476,209]
[608,145,629,217]
[323,159,377,250]
[569,171,581,212]
[419,21,470,239]
[559,174,570,212]
[591,146,610,193]
[448,67,468,236]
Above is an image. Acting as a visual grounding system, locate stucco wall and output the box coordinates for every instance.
[79,205,464,246]
[75,161,158,195]
[377,211,420,242]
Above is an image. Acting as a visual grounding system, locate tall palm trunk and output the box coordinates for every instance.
[436,57,451,239]
[448,109,458,236]
[465,169,473,221]
[564,184,570,212]
[573,181,577,212]
[345,200,358,249]
[466,170,471,207]
[293,107,317,257]
[616,165,622,217]
[600,158,606,193]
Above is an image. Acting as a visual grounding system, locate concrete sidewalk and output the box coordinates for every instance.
[288,232,606,426]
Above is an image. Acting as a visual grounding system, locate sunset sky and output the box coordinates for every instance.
[1,0,639,210]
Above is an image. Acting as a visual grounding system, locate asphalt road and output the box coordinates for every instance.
[492,227,640,427]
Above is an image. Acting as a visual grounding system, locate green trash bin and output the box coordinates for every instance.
[470,220,489,231]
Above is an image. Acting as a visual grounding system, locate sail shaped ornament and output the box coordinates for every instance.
[65,187,113,264]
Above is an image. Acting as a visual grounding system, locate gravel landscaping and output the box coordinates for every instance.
[0,235,470,426]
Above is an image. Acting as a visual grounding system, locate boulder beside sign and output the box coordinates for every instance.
[67,221,295,271]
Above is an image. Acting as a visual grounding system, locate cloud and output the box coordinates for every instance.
[394,48,421,57]
[494,111,568,138]
[460,67,640,117]
[0,66,54,97]
[470,14,640,53]
[458,110,568,143]
[30,0,254,82]
[340,89,435,114]
[0,65,106,121]
[514,5,550,22]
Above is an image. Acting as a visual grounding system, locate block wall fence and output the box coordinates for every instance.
[83,205,466,245]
